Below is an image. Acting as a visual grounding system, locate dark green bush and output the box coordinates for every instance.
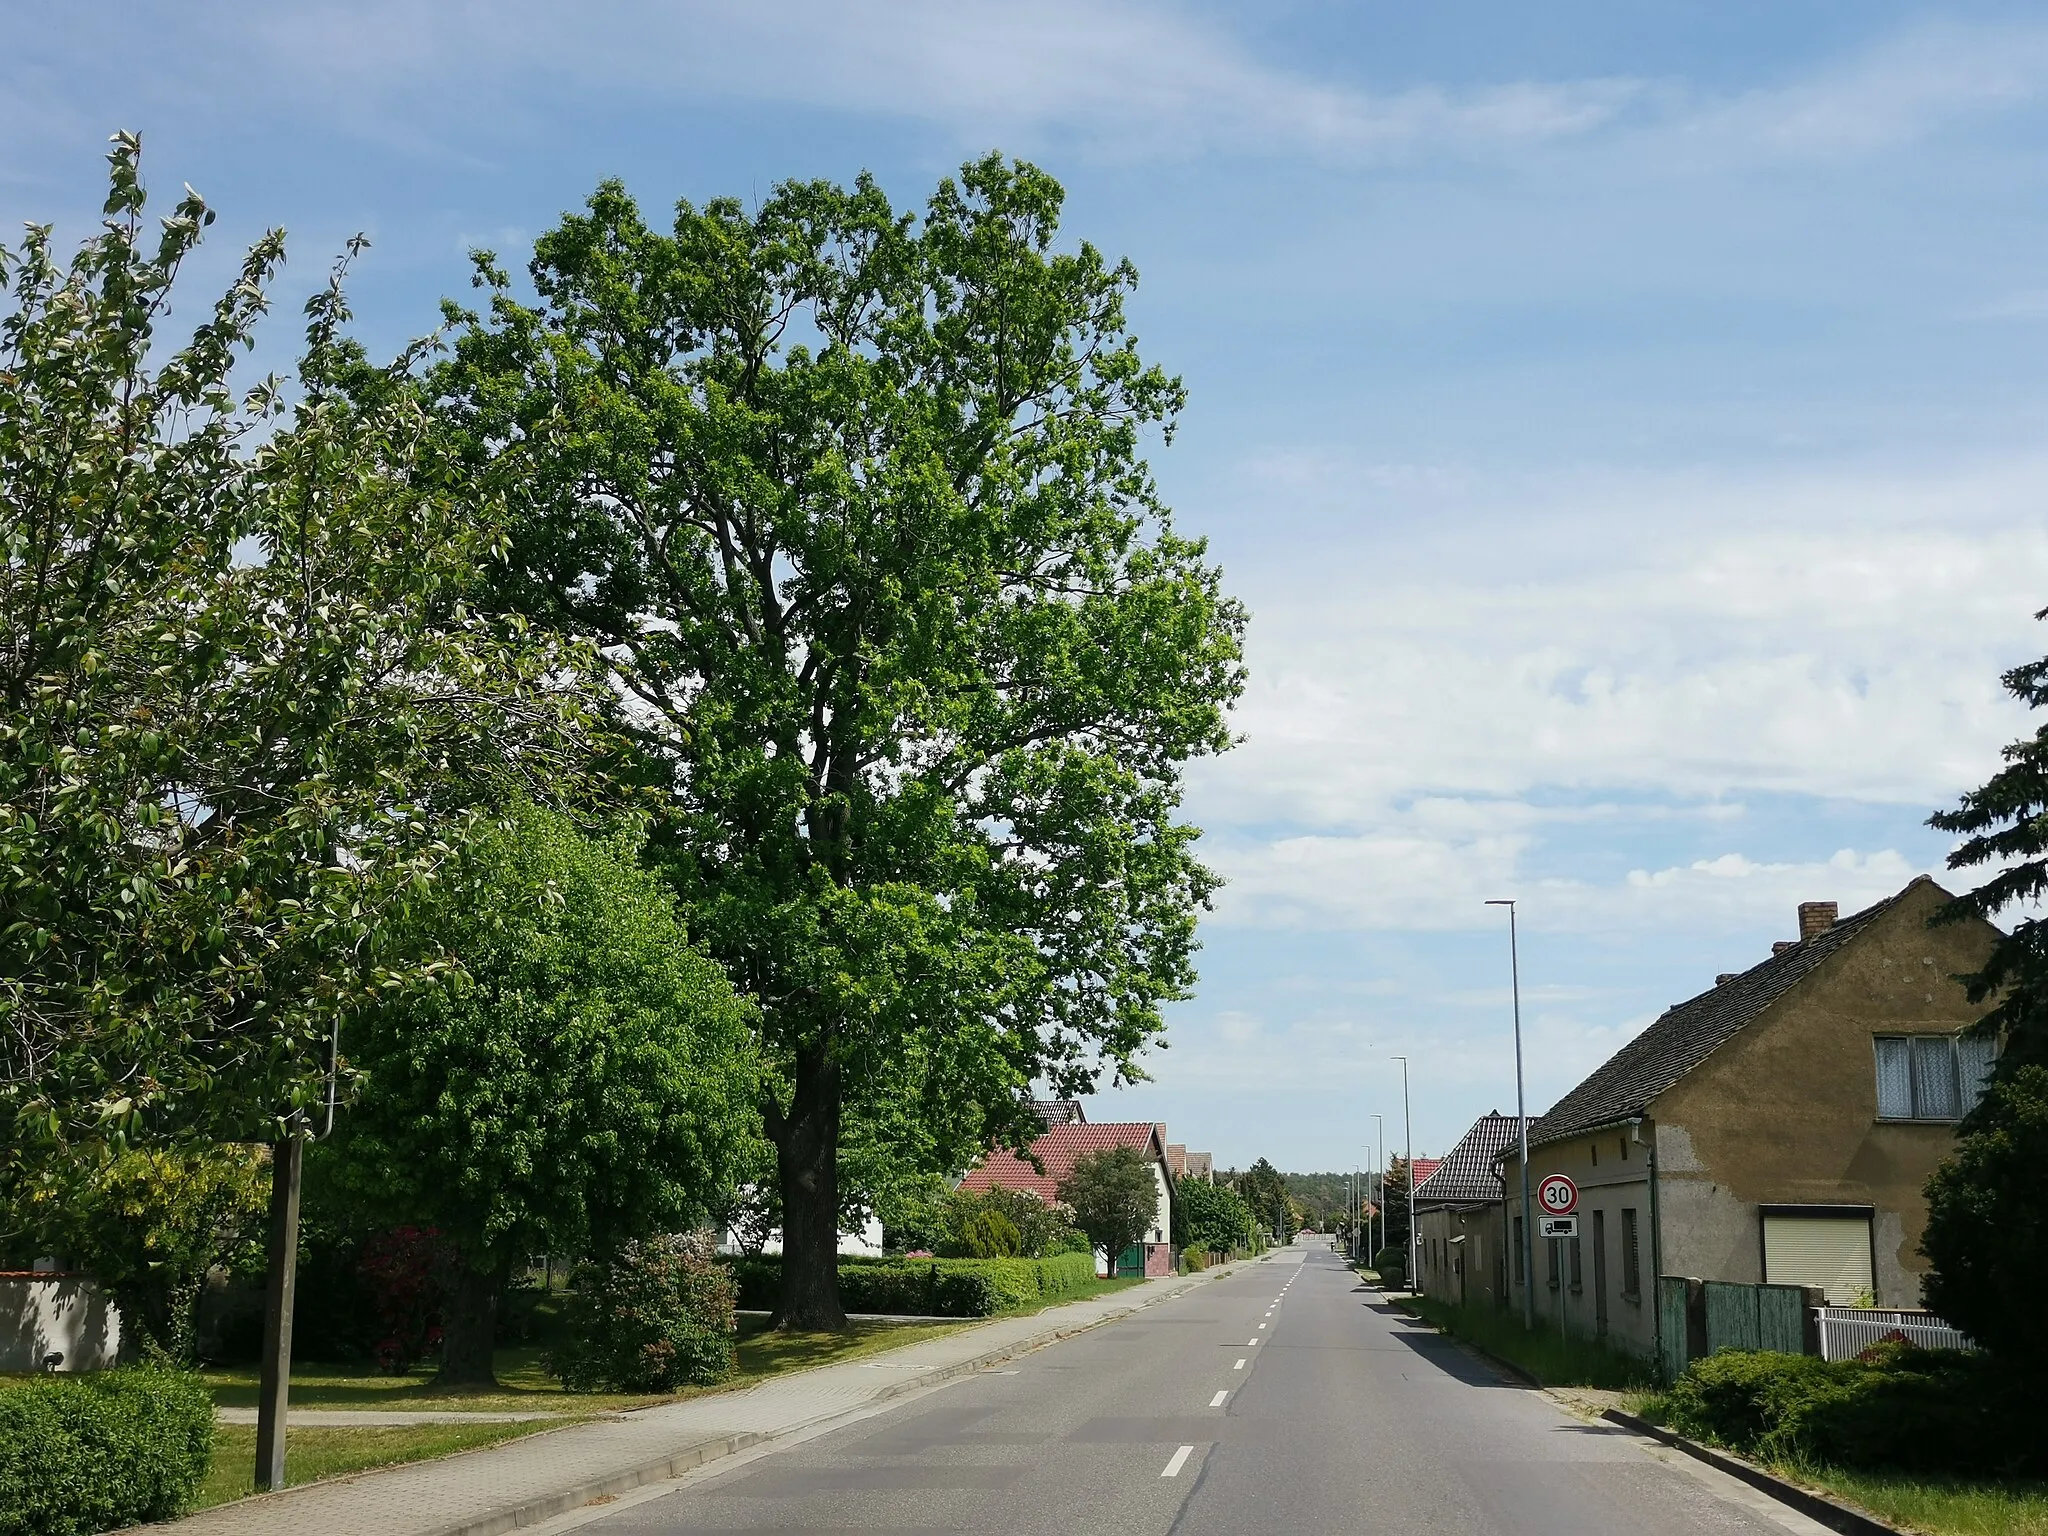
[1660,1346,2043,1476]
[721,1251,1096,1318]
[0,1369,214,1535]
[549,1232,736,1393]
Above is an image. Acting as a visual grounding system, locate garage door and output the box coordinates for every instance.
[1762,1213,1873,1305]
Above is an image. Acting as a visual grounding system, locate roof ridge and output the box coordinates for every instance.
[1526,884,1915,1150]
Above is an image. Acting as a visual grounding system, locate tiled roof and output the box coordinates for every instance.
[1031,1099,1087,1126]
[1165,1143,1189,1178]
[1185,1151,1213,1182]
[1528,884,1915,1151]
[959,1122,1166,1201]
[1408,1157,1441,1187]
[1414,1113,1528,1208]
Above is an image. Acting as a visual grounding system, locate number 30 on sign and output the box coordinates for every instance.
[1537,1173,1578,1215]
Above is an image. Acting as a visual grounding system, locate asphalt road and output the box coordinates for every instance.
[569,1245,1831,1536]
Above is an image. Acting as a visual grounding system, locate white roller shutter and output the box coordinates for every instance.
[1763,1214,1873,1305]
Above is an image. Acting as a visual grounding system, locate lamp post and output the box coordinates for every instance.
[1392,1055,1414,1293]
[1486,898,1536,1331]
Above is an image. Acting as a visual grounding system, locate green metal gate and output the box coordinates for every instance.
[1658,1276,1692,1384]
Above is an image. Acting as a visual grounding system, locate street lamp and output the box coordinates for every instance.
[1391,1055,1414,1293]
[1487,898,1536,1331]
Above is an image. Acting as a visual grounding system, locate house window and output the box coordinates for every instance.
[1590,1142,1598,1167]
[1547,1232,1560,1290]
[1514,1216,1525,1288]
[1619,1136,1629,1161]
[1621,1208,1642,1299]
[1568,1233,1583,1293]
[1874,1033,1996,1121]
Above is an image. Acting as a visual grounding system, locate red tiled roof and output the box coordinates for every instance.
[1408,1157,1442,1186]
[959,1122,1167,1201]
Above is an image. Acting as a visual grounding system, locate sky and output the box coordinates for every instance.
[9,2,2048,1172]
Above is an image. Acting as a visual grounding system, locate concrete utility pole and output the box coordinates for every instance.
[1487,898,1537,1331]
[1392,1055,1415,1292]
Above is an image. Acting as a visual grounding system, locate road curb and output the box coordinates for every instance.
[1598,1411,1899,1536]
[201,1261,1254,1536]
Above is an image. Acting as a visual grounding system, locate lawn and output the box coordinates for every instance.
[1397,1293,1659,1391]
[200,1314,977,1415]
[1768,1465,2048,1536]
[197,1420,569,1510]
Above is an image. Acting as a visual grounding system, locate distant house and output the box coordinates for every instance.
[1031,1099,1087,1126]
[959,1122,1175,1276]
[1184,1151,1214,1183]
[1414,1113,1528,1310]
[1499,881,2000,1360]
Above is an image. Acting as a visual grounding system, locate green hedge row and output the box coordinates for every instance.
[0,1369,214,1536]
[1660,1344,2043,1476]
[725,1251,1098,1317]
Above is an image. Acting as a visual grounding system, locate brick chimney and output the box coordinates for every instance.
[1772,942,1795,956]
[1715,973,1739,986]
[1798,901,1838,942]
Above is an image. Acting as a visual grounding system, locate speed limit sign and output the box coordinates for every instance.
[1538,1173,1579,1216]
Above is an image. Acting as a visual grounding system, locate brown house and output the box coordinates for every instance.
[1415,1113,1528,1310]
[1498,878,1999,1360]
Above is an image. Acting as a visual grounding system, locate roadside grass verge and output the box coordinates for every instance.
[1398,1294,1657,1391]
[201,1315,976,1415]
[1769,1464,2048,1536]
[197,1420,567,1509]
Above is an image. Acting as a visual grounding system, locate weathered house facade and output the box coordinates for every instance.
[1414,1113,1527,1311]
[1499,879,1999,1360]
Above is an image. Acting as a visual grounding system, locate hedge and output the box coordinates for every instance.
[1659,1344,2043,1477]
[724,1251,1098,1317]
[0,1369,214,1536]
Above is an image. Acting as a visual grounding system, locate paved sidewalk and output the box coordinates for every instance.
[168,1260,1258,1536]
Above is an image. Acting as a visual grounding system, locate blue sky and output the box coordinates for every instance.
[10,2,2048,1171]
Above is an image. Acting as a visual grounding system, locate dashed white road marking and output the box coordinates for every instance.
[1233,1358,1246,1370]
[1258,1322,1266,1329]
[1209,1390,1229,1408]
[1247,1338,1259,1346]
[1161,1445,1194,1478]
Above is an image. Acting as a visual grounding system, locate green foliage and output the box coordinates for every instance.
[1058,1146,1160,1269]
[724,1251,1097,1316]
[0,1368,214,1535]
[1232,1159,1294,1242]
[0,135,587,1171]
[1658,1346,2043,1476]
[4,1145,267,1363]
[433,153,1245,1321]
[550,1232,737,1393]
[318,801,756,1267]
[1172,1175,1256,1255]
[1922,1064,2048,1373]
[959,1207,1022,1258]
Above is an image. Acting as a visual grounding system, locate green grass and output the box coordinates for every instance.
[200,1315,976,1415]
[197,1420,570,1510]
[1766,1464,2048,1536]
[1399,1293,1658,1391]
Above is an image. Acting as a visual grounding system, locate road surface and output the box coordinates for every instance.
[556,1245,1829,1535]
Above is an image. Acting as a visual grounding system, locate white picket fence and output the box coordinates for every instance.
[1815,1307,1974,1361]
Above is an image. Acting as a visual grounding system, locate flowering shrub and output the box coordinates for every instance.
[550,1231,736,1393]
[357,1226,446,1373]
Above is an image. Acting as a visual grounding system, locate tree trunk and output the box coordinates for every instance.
[771,1047,848,1331]
[436,1255,504,1388]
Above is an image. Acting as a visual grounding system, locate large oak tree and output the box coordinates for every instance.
[434,155,1244,1326]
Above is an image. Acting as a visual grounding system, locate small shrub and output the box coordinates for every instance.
[358,1224,446,1373]
[0,1368,214,1535]
[960,1208,1022,1258]
[550,1232,736,1393]
[1659,1347,2044,1477]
